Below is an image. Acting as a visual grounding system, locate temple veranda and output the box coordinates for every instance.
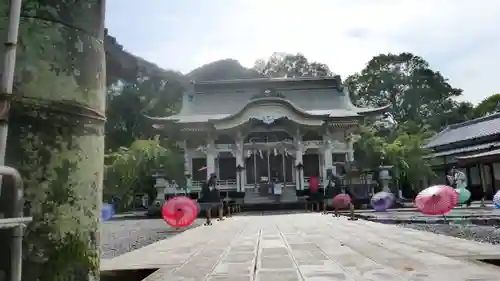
[149,76,388,203]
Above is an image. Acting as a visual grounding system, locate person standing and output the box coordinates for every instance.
[199,174,217,225]
[446,167,457,188]
[171,180,179,192]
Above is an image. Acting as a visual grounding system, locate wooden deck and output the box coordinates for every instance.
[101,213,500,280]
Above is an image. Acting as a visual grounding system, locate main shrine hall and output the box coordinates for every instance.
[150,76,388,202]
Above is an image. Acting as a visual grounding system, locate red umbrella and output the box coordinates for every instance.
[415,185,458,215]
[332,193,352,209]
[198,166,207,172]
[162,196,199,228]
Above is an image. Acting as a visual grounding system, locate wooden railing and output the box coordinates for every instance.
[191,179,238,190]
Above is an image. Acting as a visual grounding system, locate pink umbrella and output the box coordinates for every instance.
[198,166,207,172]
[332,193,352,209]
[162,196,199,228]
[415,185,458,217]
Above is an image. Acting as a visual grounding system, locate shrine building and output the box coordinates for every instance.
[149,76,388,203]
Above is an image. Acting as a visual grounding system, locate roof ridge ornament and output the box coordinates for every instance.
[251,88,286,100]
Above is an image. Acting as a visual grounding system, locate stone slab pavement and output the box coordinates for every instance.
[351,208,500,223]
[101,213,500,281]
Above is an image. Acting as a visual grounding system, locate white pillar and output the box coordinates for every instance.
[234,144,244,192]
[241,150,246,187]
[215,157,220,179]
[206,139,216,180]
[184,151,192,188]
[318,153,324,184]
[282,152,286,184]
[346,133,354,162]
[324,144,333,175]
[235,155,244,192]
[295,147,304,190]
[322,133,336,183]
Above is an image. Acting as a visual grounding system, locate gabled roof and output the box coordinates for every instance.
[148,77,388,124]
[424,113,500,149]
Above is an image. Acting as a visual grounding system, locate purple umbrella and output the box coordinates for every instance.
[370,191,395,211]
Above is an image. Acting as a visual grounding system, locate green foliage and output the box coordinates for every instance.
[254,52,333,78]
[188,59,262,81]
[106,72,185,150]
[385,130,434,186]
[474,93,500,117]
[354,123,434,188]
[345,52,464,132]
[104,138,183,209]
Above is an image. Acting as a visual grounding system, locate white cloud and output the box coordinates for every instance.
[108,0,500,104]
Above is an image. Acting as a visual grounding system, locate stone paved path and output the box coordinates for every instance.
[101,213,500,280]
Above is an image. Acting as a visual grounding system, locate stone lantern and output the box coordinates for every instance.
[152,170,170,201]
[378,165,393,193]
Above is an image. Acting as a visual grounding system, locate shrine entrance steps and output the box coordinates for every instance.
[243,185,298,204]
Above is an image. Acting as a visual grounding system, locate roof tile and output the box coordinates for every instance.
[424,113,500,149]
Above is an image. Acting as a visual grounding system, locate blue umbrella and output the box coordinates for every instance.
[101,203,115,221]
[370,191,395,211]
[494,191,500,209]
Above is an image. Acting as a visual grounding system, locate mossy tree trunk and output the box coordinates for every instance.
[0,1,106,281]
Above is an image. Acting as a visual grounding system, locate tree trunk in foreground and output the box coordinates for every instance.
[0,1,106,280]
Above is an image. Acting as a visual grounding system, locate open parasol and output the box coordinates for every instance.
[332,193,352,209]
[162,196,199,228]
[101,203,115,221]
[415,185,458,216]
[455,187,471,205]
[494,190,500,209]
[370,191,395,211]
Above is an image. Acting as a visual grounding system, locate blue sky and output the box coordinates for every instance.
[106,0,500,104]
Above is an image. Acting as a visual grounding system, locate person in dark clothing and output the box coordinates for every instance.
[446,167,457,188]
[345,186,357,220]
[199,174,218,225]
[324,169,343,217]
[323,179,332,215]
[209,179,224,221]
[199,180,213,225]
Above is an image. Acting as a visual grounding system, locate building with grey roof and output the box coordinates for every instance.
[424,113,500,200]
[149,76,388,203]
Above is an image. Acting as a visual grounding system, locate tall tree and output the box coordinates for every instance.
[104,138,183,210]
[474,93,500,117]
[188,59,262,81]
[345,53,464,131]
[254,52,333,78]
[106,72,185,151]
[354,123,433,189]
[431,100,476,129]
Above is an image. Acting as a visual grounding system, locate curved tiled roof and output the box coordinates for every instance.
[424,112,500,149]
[150,77,388,124]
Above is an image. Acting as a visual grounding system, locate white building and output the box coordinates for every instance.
[149,76,387,203]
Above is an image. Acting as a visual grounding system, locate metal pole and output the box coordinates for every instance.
[0,0,22,197]
[0,166,25,281]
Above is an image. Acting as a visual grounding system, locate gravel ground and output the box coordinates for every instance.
[400,223,500,244]
[100,218,203,259]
